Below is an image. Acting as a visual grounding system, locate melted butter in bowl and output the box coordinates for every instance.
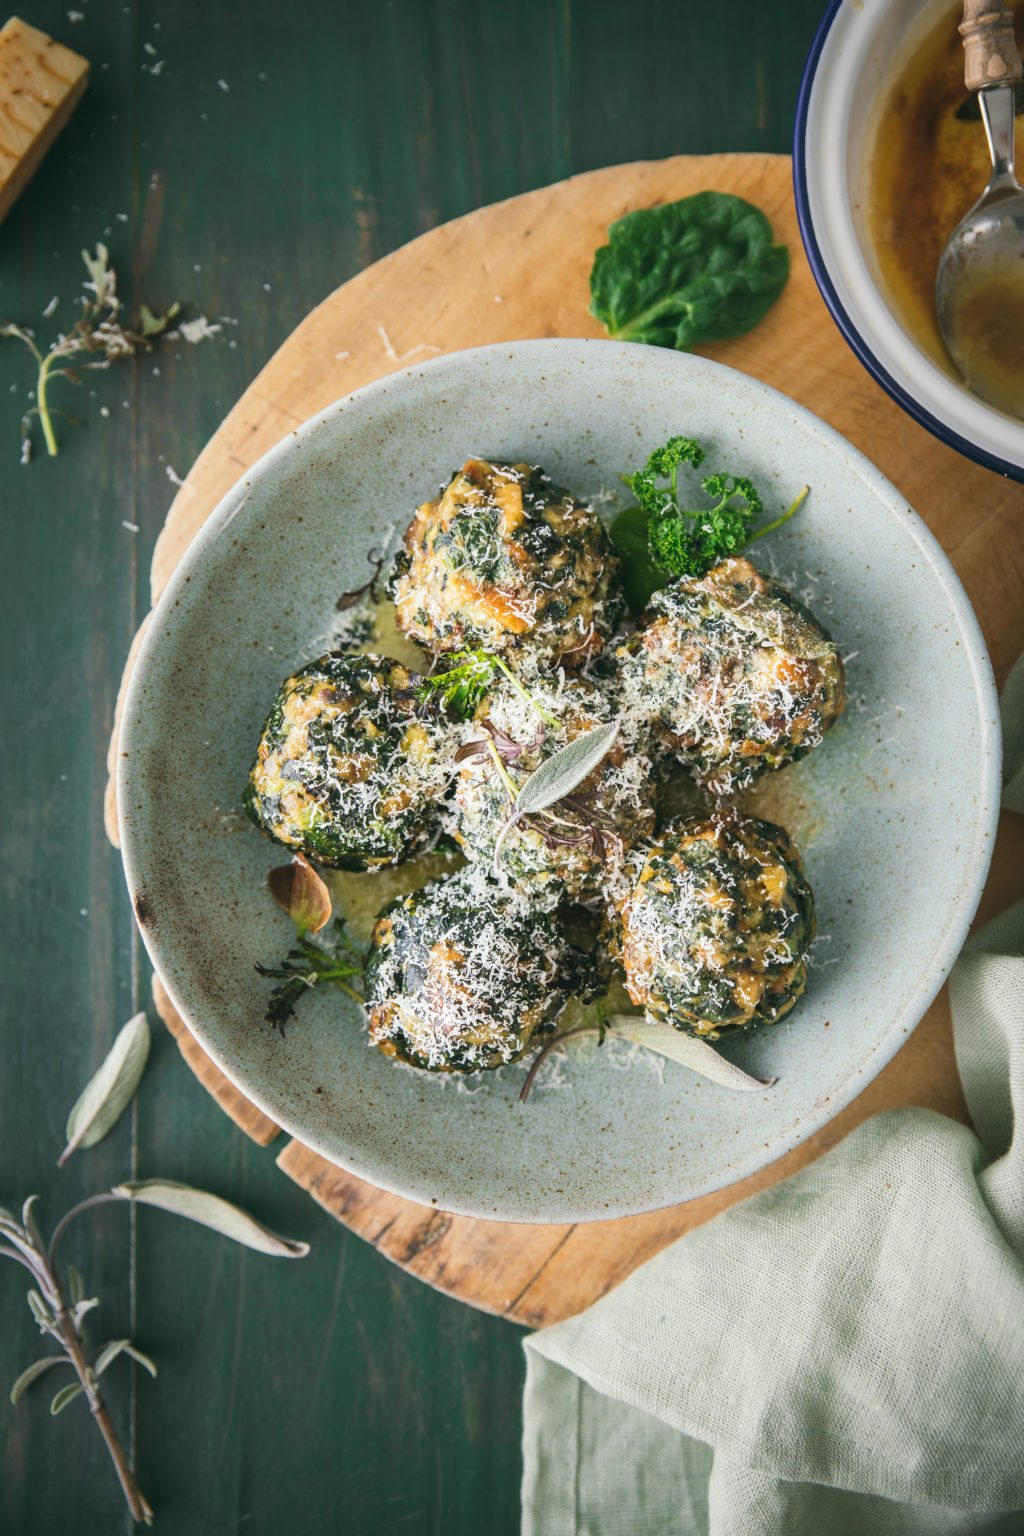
[940,244,1024,416]
[865,0,1024,399]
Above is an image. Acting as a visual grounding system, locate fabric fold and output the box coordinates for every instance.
[522,658,1024,1536]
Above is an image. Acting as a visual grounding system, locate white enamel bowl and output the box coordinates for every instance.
[118,339,1000,1222]
[794,0,1024,480]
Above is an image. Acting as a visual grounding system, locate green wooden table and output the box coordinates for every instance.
[0,3,824,1530]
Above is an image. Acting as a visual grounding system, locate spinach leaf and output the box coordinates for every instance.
[589,191,789,351]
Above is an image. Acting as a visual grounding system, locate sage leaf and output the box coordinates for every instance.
[80,241,111,299]
[93,1339,129,1376]
[111,1181,310,1258]
[94,1338,156,1379]
[268,854,332,935]
[50,1382,84,1416]
[72,1297,99,1327]
[514,721,620,817]
[59,1012,150,1165]
[27,1289,52,1328]
[9,1356,69,1405]
[21,1196,43,1251]
[609,1014,776,1091]
[123,1343,158,1378]
[67,1264,84,1307]
[139,299,179,337]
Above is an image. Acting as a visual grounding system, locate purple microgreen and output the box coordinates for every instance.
[486,738,521,803]
[453,738,491,764]
[267,854,332,935]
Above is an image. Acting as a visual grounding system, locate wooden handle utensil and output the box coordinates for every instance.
[960,0,1023,91]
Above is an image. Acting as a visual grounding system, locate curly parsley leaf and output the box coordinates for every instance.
[647,471,762,576]
[611,435,808,609]
[589,191,789,351]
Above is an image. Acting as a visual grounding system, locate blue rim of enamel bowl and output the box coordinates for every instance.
[792,0,1024,484]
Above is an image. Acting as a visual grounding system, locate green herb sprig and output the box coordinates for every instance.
[610,434,809,610]
[416,649,502,718]
[2,1013,308,1526]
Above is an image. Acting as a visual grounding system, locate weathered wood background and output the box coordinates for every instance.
[3,3,1018,1534]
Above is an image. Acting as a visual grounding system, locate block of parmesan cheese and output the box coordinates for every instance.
[0,16,88,226]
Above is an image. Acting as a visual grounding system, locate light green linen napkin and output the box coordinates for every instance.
[522,657,1024,1536]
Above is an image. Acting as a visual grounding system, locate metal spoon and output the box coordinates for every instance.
[936,0,1024,417]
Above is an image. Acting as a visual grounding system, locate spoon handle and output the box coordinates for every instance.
[960,0,1023,91]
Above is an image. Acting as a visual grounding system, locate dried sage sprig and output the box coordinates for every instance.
[0,242,212,463]
[2,1015,310,1525]
[110,1181,309,1257]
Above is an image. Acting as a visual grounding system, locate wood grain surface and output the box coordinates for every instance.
[112,152,1024,1327]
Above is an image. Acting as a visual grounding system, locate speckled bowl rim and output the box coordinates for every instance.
[117,338,1001,1222]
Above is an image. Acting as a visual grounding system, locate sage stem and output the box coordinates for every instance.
[49,1283,153,1524]
[48,1192,124,1271]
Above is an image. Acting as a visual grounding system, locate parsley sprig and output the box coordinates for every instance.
[611,435,808,610]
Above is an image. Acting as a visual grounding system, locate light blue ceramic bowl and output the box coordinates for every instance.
[117,339,1000,1222]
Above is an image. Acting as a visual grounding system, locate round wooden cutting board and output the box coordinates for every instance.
[107,153,1024,1329]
